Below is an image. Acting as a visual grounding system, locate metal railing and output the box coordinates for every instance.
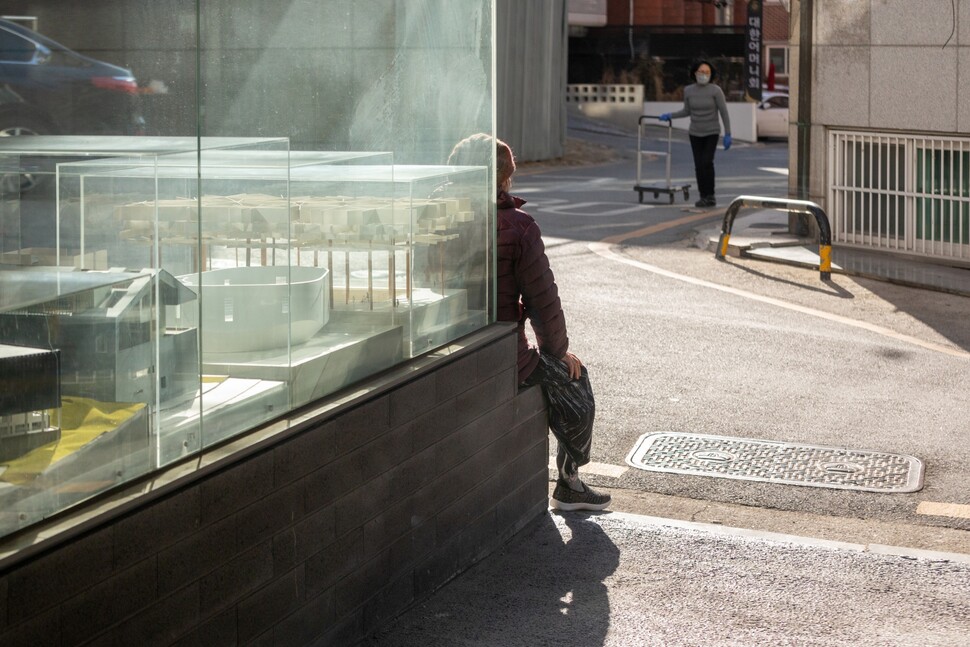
[714,195,833,280]
[828,130,970,262]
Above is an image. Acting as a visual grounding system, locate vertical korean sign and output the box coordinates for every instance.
[746,0,763,101]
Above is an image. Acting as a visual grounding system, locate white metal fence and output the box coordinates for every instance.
[565,84,644,130]
[565,83,643,106]
[828,130,970,262]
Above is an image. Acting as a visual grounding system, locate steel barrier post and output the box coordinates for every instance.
[714,195,832,281]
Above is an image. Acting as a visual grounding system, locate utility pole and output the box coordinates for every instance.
[792,0,813,235]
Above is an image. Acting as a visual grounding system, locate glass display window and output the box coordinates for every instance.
[54,152,489,428]
[0,268,174,536]
[286,162,491,357]
[0,0,496,543]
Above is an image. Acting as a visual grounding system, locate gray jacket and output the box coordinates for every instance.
[670,83,731,137]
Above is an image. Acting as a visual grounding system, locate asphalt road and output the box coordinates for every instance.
[371,512,970,647]
[515,124,970,550]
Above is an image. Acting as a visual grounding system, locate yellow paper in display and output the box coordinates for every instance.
[1,397,145,485]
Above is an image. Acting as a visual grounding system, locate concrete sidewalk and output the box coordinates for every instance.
[364,210,970,647]
[697,209,970,299]
[368,508,970,646]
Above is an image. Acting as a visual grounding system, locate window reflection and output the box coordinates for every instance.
[0,1,495,541]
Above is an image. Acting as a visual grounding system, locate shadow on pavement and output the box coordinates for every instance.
[369,511,620,646]
[722,258,857,299]
[847,275,970,353]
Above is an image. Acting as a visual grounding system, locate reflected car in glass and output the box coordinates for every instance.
[756,92,789,139]
[0,19,145,137]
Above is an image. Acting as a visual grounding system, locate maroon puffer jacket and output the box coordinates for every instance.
[496,191,569,382]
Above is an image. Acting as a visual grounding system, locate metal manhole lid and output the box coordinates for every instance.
[625,432,924,493]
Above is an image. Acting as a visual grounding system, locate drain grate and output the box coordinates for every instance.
[626,432,924,493]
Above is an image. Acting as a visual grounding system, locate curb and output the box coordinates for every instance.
[582,510,970,565]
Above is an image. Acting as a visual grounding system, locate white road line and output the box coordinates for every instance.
[917,501,970,520]
[592,512,970,564]
[540,202,649,217]
[548,457,628,479]
[588,241,970,360]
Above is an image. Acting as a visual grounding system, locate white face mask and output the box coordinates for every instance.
[696,73,711,85]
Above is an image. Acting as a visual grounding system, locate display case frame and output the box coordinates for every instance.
[2,138,492,533]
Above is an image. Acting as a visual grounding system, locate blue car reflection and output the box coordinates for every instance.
[0,18,145,137]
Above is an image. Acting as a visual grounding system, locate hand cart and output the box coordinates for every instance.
[634,115,691,204]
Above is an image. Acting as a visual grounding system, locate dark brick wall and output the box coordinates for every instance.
[0,327,549,646]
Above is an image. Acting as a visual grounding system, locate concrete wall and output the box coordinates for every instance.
[792,0,970,207]
[813,0,968,133]
[0,326,550,646]
[9,0,494,163]
[497,0,568,162]
[644,101,758,142]
[7,0,568,163]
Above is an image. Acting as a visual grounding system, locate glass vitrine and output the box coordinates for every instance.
[0,136,288,267]
[50,149,489,455]
[286,162,491,358]
[53,144,397,455]
[0,268,191,536]
[0,0,497,546]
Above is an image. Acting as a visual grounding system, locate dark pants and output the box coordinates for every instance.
[689,133,720,199]
[521,354,594,483]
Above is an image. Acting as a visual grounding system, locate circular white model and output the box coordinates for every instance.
[180,266,330,353]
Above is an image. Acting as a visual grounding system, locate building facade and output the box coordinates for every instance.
[569,0,789,100]
[0,1,558,643]
[763,0,792,88]
[792,0,970,265]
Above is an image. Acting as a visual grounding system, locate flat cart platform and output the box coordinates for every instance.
[634,115,691,204]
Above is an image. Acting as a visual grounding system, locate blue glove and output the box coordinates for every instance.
[658,113,672,122]
[723,134,732,150]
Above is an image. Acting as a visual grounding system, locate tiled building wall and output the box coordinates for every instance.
[607,0,747,26]
[794,0,970,206]
[764,3,790,41]
[0,327,550,646]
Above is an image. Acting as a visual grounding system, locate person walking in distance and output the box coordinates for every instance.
[447,133,611,511]
[659,59,732,208]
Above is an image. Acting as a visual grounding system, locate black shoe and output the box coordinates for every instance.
[695,197,717,208]
[550,480,611,511]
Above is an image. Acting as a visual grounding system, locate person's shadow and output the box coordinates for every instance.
[540,511,622,645]
[369,510,622,646]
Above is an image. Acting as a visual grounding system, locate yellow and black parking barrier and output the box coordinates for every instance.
[714,195,833,281]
